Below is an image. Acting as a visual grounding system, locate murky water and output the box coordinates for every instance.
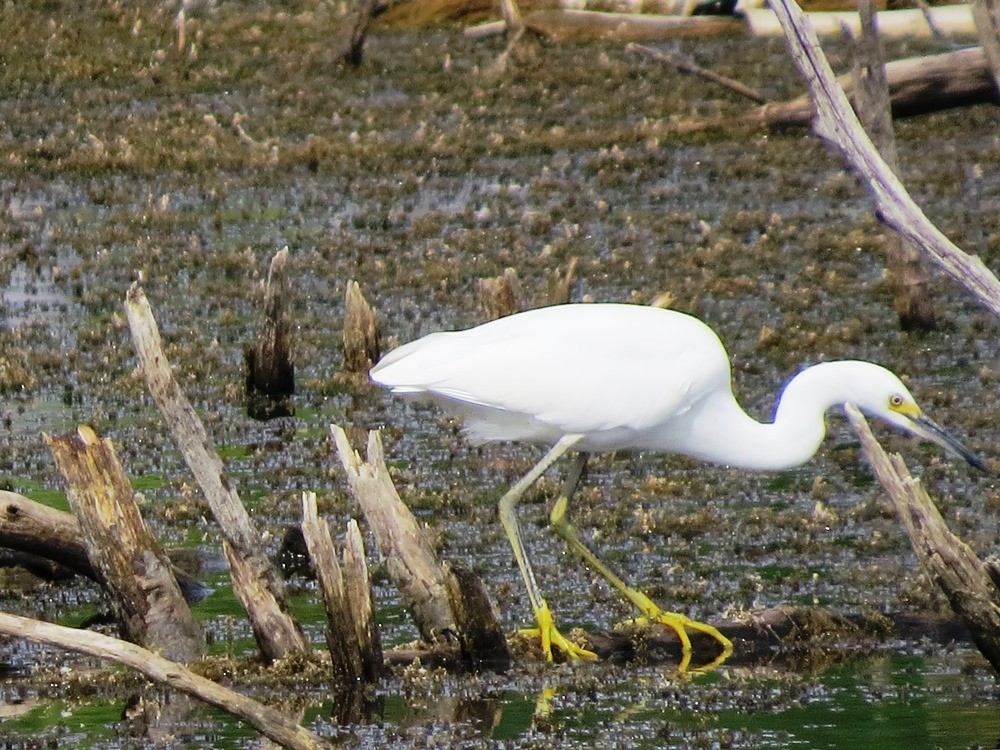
[0,1,998,747]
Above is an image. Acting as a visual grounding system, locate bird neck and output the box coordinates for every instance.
[686,362,857,471]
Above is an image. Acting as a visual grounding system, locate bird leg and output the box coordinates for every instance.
[499,434,596,662]
[549,475,733,672]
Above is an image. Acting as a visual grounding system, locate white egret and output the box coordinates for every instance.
[370,303,985,666]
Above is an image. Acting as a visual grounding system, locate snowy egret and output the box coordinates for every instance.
[370,303,985,666]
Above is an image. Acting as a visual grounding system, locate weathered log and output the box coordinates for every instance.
[44,426,204,664]
[851,0,936,332]
[300,491,384,685]
[0,611,329,750]
[333,0,378,65]
[746,4,976,38]
[331,426,512,670]
[245,247,295,420]
[466,10,742,39]
[846,406,1000,674]
[477,267,524,320]
[753,47,998,130]
[125,283,308,663]
[342,280,380,374]
[0,490,206,603]
[384,606,974,669]
[768,1,1000,321]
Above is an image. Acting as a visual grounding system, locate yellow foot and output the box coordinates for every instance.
[518,601,597,662]
[622,598,733,673]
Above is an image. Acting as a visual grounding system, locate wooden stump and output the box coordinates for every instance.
[246,247,295,420]
[477,268,525,320]
[125,283,308,663]
[44,426,204,663]
[331,425,512,671]
[342,280,380,374]
[300,492,384,686]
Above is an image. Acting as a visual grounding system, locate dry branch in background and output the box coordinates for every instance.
[628,43,766,102]
[846,406,1000,674]
[850,0,936,331]
[768,0,1000,321]
[478,267,525,320]
[45,426,204,663]
[0,612,329,750]
[333,0,378,66]
[125,283,308,663]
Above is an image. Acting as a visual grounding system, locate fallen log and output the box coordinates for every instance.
[751,46,998,129]
[0,490,206,603]
[745,4,976,38]
[466,9,743,40]
[45,426,204,663]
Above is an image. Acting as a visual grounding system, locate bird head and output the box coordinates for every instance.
[848,362,987,471]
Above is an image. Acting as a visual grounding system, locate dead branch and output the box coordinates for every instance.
[745,4,976,38]
[768,0,1000,321]
[0,611,329,750]
[846,406,1000,674]
[333,0,378,66]
[45,426,204,663]
[628,43,766,102]
[125,283,307,663]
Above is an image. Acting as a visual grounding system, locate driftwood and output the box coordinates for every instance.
[466,10,742,39]
[0,611,329,750]
[768,2,1000,321]
[548,256,579,306]
[300,492,384,685]
[846,406,1000,673]
[342,280,380,374]
[245,247,295,420]
[629,43,766,102]
[0,490,206,603]
[45,426,204,664]
[751,47,998,129]
[746,4,976,38]
[125,283,308,663]
[851,0,936,332]
[331,425,512,671]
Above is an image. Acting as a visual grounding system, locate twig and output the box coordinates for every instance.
[972,0,1000,94]
[628,43,767,103]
